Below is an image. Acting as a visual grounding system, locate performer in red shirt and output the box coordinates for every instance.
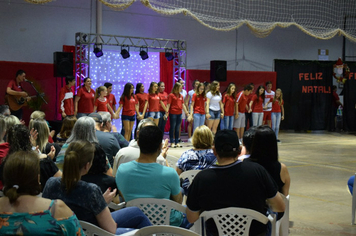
[158,82,169,133]
[104,82,117,113]
[6,70,31,119]
[93,86,115,117]
[245,83,255,130]
[188,83,207,133]
[263,81,275,127]
[222,83,236,131]
[133,83,148,139]
[74,77,95,118]
[116,83,140,141]
[249,85,265,126]
[166,82,189,148]
[147,82,167,126]
[271,88,285,142]
[58,76,75,119]
[234,84,253,143]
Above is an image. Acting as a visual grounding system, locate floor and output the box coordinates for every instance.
[164,130,356,236]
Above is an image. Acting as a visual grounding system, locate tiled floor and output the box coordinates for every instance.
[165,130,356,236]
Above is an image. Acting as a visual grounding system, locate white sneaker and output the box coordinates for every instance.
[188,138,192,143]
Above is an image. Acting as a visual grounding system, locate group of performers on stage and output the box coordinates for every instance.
[6,70,285,145]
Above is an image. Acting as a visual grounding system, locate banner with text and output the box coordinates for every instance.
[275,60,333,130]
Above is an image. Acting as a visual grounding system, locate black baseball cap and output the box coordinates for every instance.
[214,129,240,152]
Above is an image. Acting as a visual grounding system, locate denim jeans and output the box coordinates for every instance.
[224,115,234,130]
[158,111,167,133]
[252,112,263,126]
[271,112,281,139]
[111,206,152,234]
[169,113,182,144]
[193,113,206,132]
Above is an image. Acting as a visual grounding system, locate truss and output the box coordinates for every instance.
[75,32,187,87]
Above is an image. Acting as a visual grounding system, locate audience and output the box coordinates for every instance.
[186,129,285,236]
[246,125,291,196]
[88,112,120,167]
[0,115,9,162]
[116,125,191,229]
[0,151,84,235]
[0,105,10,116]
[98,111,129,149]
[56,116,77,143]
[176,125,216,195]
[43,140,151,235]
[113,118,169,175]
[30,111,55,142]
[0,124,61,190]
[238,126,257,161]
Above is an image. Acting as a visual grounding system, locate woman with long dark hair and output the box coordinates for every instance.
[116,83,140,141]
[43,140,151,235]
[205,80,224,134]
[157,81,169,133]
[249,85,265,126]
[147,82,167,126]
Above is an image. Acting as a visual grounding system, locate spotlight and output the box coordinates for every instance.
[165,49,174,61]
[120,46,130,59]
[93,44,103,58]
[139,47,149,60]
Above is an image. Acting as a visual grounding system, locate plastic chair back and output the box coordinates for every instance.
[79,220,115,236]
[134,225,199,236]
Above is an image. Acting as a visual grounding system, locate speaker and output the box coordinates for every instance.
[210,60,227,82]
[53,52,73,77]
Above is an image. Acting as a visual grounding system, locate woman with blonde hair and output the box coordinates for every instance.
[188,83,207,133]
[206,80,224,134]
[0,151,83,235]
[43,140,151,235]
[166,82,189,148]
[176,125,216,194]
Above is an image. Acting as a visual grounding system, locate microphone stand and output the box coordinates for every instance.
[26,80,48,105]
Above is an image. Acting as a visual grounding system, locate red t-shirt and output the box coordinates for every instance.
[119,95,138,116]
[106,94,117,110]
[76,87,95,114]
[148,93,161,112]
[95,98,109,112]
[7,80,23,92]
[236,91,248,113]
[58,86,74,115]
[192,93,207,114]
[168,93,183,115]
[251,94,264,113]
[271,99,284,113]
[158,92,168,112]
[223,94,235,116]
[136,93,148,113]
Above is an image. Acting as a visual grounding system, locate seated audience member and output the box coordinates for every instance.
[4,115,20,132]
[0,105,10,116]
[43,140,151,235]
[116,126,191,229]
[0,115,9,162]
[0,151,83,235]
[56,116,77,143]
[0,124,61,190]
[176,125,216,194]
[89,113,120,167]
[98,111,129,148]
[30,111,55,142]
[29,118,60,159]
[238,126,257,161]
[81,143,121,203]
[246,125,290,197]
[186,129,285,236]
[113,118,169,176]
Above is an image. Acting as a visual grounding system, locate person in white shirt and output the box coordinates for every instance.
[263,81,275,127]
[205,81,224,134]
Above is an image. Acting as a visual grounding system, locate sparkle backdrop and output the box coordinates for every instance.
[89,49,160,132]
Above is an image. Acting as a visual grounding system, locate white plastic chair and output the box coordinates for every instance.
[126,198,186,225]
[134,225,200,236]
[79,220,115,236]
[276,195,290,235]
[179,170,201,204]
[196,207,276,236]
[352,173,356,225]
[108,201,126,211]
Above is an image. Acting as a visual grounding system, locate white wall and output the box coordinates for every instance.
[0,0,347,71]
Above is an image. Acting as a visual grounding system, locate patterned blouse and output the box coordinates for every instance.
[0,200,83,235]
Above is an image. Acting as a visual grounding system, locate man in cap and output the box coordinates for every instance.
[186,129,285,236]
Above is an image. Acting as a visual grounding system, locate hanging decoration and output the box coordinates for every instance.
[333,58,349,84]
